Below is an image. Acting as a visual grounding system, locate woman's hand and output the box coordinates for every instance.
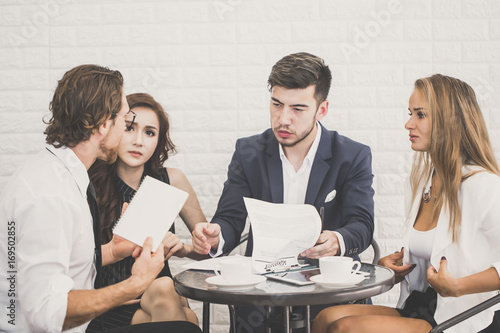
[378,248,416,283]
[429,260,500,298]
[427,257,460,297]
[162,232,187,260]
[109,234,141,261]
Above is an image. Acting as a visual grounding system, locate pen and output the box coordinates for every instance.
[268,264,300,273]
[320,206,324,228]
[271,267,290,273]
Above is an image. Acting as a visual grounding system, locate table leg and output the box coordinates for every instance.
[203,301,210,333]
[228,305,237,333]
[265,306,271,333]
[305,305,311,333]
[284,306,291,333]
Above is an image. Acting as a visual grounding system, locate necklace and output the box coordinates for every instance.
[422,186,431,203]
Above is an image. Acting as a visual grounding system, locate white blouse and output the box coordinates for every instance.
[409,227,436,261]
[398,166,500,333]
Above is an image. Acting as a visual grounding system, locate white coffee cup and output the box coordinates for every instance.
[319,256,361,282]
[214,257,253,283]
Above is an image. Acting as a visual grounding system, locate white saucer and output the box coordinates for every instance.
[310,274,365,288]
[206,275,266,290]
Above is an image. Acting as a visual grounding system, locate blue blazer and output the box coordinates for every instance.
[212,123,375,257]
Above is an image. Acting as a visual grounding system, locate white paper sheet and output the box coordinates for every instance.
[113,176,188,251]
[244,197,322,273]
[181,255,246,271]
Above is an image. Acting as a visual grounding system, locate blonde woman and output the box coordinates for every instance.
[312,75,500,333]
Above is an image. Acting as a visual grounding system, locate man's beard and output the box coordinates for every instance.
[98,139,118,164]
[276,119,316,148]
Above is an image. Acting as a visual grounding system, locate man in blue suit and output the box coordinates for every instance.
[192,52,375,331]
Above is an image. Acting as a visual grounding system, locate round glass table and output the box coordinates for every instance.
[174,263,395,332]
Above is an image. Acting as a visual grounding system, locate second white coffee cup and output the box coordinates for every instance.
[319,256,361,282]
[214,257,253,283]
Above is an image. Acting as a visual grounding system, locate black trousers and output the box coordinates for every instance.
[396,288,500,332]
[104,321,202,333]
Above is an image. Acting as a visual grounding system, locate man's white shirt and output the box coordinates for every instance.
[0,146,95,332]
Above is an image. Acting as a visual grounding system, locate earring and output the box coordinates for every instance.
[422,186,431,203]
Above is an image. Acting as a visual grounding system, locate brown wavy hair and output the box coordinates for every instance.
[44,64,123,148]
[409,74,499,242]
[267,52,332,107]
[89,93,176,241]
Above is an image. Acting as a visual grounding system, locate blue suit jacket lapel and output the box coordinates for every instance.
[305,124,332,205]
[266,138,284,203]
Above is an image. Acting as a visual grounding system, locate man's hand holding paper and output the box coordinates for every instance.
[300,230,340,259]
[244,198,323,273]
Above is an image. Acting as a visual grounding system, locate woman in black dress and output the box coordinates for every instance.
[87,93,205,331]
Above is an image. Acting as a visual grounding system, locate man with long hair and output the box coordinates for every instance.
[0,65,201,333]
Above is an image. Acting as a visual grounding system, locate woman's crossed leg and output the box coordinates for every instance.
[130,277,198,326]
[312,304,432,333]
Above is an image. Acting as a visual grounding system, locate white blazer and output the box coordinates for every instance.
[397,166,500,333]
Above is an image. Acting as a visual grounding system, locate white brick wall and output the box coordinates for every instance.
[1,0,499,331]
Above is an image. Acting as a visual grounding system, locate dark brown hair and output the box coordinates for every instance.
[267,52,332,107]
[127,93,176,171]
[44,64,124,148]
[89,93,176,241]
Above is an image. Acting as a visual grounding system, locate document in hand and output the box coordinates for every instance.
[113,176,188,251]
[243,197,322,273]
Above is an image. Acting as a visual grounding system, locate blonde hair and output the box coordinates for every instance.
[409,74,499,241]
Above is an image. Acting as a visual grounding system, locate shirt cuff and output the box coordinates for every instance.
[209,232,225,257]
[334,231,346,256]
[491,261,500,277]
[25,273,74,333]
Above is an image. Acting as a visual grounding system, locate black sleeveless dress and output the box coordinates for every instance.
[86,169,174,332]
